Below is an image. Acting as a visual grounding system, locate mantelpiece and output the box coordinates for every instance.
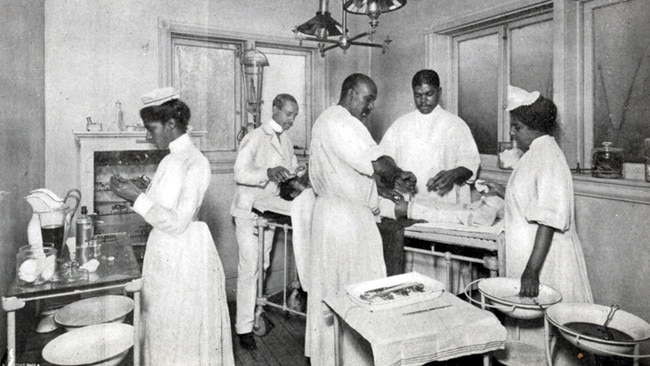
[74,131,207,212]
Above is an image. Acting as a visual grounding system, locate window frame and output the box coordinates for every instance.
[426,2,554,169]
[158,19,326,171]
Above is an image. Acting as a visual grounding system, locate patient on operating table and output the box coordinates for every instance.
[279,171,502,227]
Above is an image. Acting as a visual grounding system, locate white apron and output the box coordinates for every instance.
[142,221,234,366]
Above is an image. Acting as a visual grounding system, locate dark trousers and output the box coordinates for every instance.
[377,218,406,277]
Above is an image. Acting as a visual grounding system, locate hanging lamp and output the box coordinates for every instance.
[294,0,403,57]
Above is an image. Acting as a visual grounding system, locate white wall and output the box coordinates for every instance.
[43,0,372,298]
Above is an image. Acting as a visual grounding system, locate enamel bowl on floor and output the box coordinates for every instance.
[477,277,562,319]
[42,323,133,366]
[54,295,134,331]
[546,303,650,356]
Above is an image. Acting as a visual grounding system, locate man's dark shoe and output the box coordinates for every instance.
[238,332,257,351]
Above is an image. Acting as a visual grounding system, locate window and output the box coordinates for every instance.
[428,0,650,176]
[428,3,553,161]
[159,19,325,167]
[583,0,650,165]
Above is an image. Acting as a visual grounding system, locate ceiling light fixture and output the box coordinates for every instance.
[343,0,406,39]
[294,0,405,57]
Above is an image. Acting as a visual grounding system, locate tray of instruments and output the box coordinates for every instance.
[346,272,445,311]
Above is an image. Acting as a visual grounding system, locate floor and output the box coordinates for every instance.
[228,299,310,366]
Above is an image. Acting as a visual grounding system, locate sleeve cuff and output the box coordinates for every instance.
[378,198,397,220]
[132,193,154,217]
[525,205,568,232]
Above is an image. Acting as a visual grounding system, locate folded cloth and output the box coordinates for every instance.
[290,188,315,292]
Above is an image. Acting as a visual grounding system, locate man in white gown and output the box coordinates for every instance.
[306,73,416,365]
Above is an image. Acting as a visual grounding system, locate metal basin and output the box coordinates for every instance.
[546,302,650,356]
[477,277,562,319]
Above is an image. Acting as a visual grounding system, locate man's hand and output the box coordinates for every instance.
[267,166,293,183]
[394,171,417,194]
[378,187,404,203]
[426,167,472,197]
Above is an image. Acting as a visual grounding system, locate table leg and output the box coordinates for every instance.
[254,218,268,335]
[6,311,15,366]
[544,317,553,366]
[332,311,341,366]
[125,277,144,366]
[483,353,491,366]
[444,251,453,292]
[133,290,141,366]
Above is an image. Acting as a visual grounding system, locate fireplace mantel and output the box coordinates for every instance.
[74,130,207,212]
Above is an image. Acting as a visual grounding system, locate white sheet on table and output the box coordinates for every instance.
[325,288,506,366]
[252,192,315,292]
[410,218,505,236]
[252,195,292,216]
[289,188,315,292]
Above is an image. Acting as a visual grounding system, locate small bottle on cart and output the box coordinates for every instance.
[76,206,93,249]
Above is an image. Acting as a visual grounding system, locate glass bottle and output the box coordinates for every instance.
[114,100,126,132]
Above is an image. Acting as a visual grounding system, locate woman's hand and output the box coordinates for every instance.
[110,175,142,203]
[519,224,555,298]
[519,271,541,298]
[482,181,506,198]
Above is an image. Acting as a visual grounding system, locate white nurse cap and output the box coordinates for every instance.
[141,87,180,107]
[506,85,540,111]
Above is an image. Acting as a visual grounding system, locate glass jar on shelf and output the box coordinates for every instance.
[591,141,624,179]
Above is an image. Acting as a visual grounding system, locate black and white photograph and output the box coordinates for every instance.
[1,0,649,365]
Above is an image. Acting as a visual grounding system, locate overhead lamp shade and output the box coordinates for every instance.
[343,0,407,14]
[296,11,344,39]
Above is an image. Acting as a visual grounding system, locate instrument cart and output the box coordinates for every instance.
[2,233,142,366]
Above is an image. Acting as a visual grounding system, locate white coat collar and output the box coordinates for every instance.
[168,133,191,153]
[262,119,284,135]
[529,134,553,151]
[414,105,443,119]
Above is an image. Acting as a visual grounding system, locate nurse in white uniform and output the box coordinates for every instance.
[487,86,592,365]
[110,87,234,366]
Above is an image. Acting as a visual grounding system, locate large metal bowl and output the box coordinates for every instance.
[477,277,562,319]
[546,303,650,356]
[54,295,134,331]
[42,323,133,366]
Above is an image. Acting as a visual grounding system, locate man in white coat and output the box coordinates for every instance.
[230,94,300,351]
[380,69,480,204]
[379,69,481,283]
[306,73,416,365]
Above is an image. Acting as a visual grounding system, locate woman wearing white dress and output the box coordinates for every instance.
[487,86,592,365]
[110,87,234,365]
